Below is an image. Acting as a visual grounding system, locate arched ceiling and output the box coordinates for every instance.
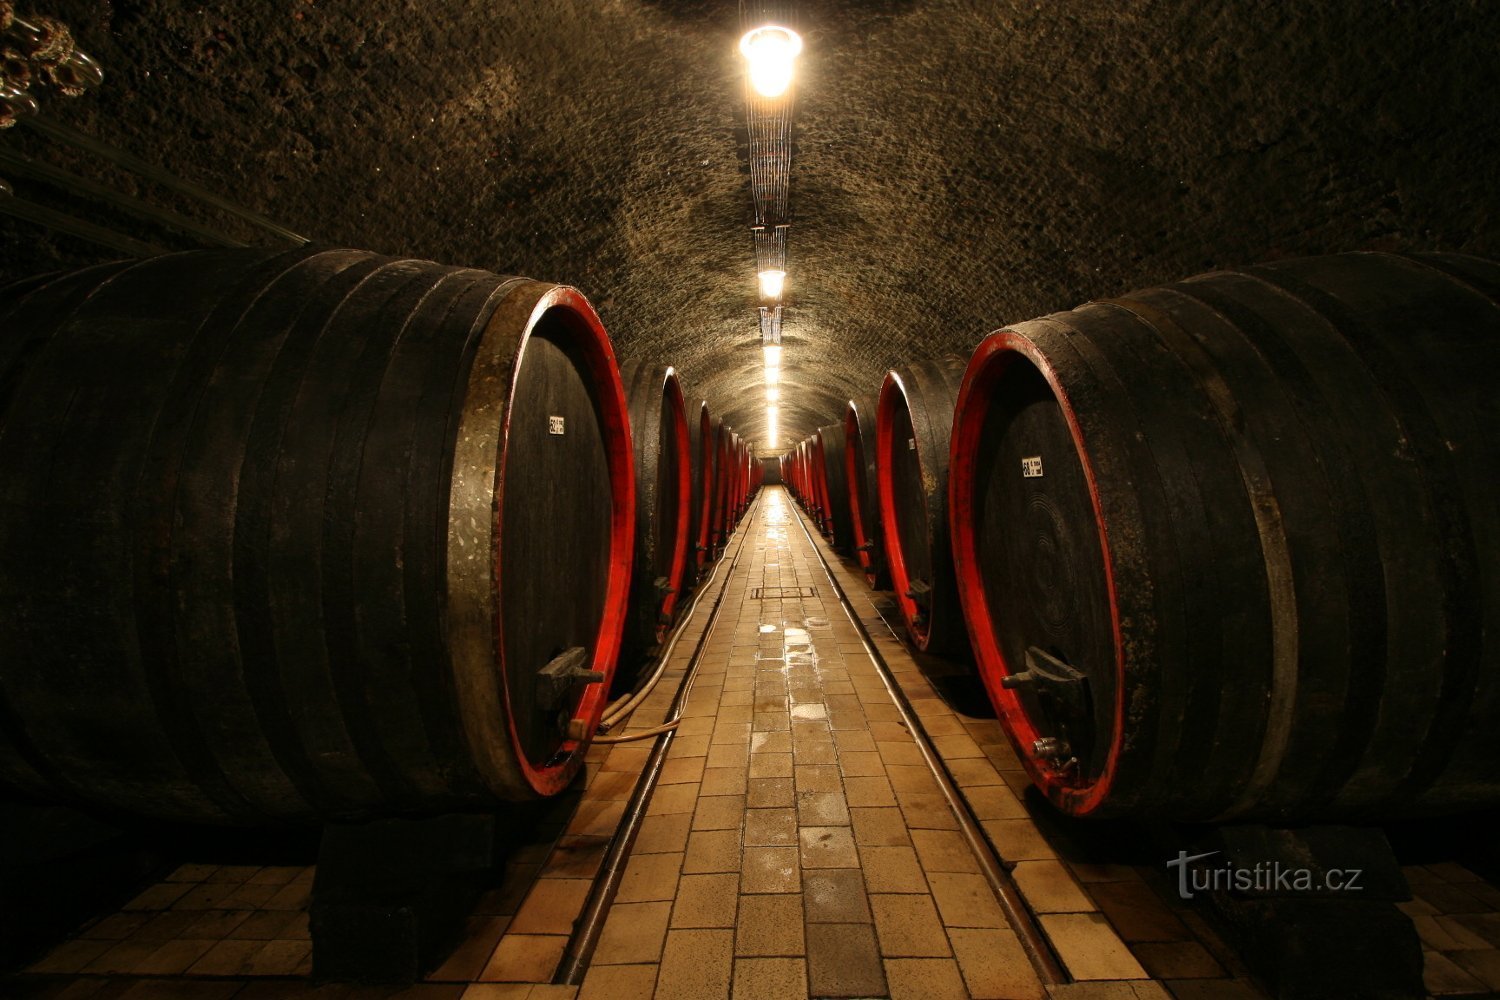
[4,1,1499,452]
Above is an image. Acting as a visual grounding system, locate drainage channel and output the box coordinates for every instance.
[554,491,765,985]
[785,491,1068,987]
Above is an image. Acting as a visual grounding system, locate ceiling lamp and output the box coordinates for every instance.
[767,386,780,402]
[765,365,780,385]
[763,343,782,368]
[739,25,803,99]
[758,268,786,300]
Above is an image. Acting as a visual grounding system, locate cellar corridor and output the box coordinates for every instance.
[10,486,1498,999]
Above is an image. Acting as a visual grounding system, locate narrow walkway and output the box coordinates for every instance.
[578,488,1045,999]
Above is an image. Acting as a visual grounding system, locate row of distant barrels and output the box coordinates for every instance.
[785,252,1500,827]
[0,247,758,827]
[621,360,760,688]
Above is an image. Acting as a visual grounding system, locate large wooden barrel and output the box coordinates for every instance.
[799,439,813,510]
[844,396,890,588]
[616,361,691,688]
[949,252,1500,823]
[791,440,806,506]
[688,398,714,573]
[815,422,854,554]
[877,357,970,658]
[728,432,745,524]
[0,248,635,825]
[709,419,731,555]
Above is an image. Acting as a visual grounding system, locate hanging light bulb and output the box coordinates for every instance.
[763,343,782,368]
[758,268,786,299]
[739,25,803,99]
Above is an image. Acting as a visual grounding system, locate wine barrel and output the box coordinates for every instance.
[877,357,970,658]
[729,433,745,524]
[616,361,692,687]
[816,422,854,553]
[0,247,634,825]
[844,396,891,588]
[949,252,1500,823]
[688,398,714,573]
[810,434,830,531]
[790,441,804,505]
[741,443,755,516]
[709,419,731,555]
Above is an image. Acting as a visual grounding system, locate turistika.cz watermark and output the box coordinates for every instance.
[1167,850,1365,899]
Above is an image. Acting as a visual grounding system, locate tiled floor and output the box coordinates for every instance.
[10,486,1500,999]
[575,488,1052,999]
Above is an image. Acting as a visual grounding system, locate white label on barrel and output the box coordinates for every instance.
[1022,456,1044,478]
[549,416,565,435]
[908,438,916,450]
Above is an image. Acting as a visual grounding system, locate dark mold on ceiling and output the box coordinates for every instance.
[2,1,1498,446]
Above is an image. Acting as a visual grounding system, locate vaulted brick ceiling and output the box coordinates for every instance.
[4,1,1498,449]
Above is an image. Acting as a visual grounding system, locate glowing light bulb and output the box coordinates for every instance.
[758,268,786,299]
[763,343,782,368]
[765,365,780,385]
[739,26,803,99]
[766,386,780,402]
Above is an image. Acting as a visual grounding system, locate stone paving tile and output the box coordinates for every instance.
[615,852,682,904]
[898,790,962,830]
[657,928,733,999]
[744,807,798,846]
[1086,882,1191,943]
[799,826,860,869]
[1130,941,1224,980]
[844,774,898,807]
[682,829,742,873]
[806,922,887,998]
[672,873,741,928]
[1040,913,1149,981]
[1012,860,1098,913]
[645,782,699,817]
[478,934,566,983]
[577,963,658,999]
[741,846,801,894]
[633,812,691,854]
[860,846,929,894]
[702,767,750,797]
[950,926,1048,999]
[928,872,1006,929]
[886,957,971,999]
[745,775,795,808]
[913,828,983,874]
[736,894,806,957]
[731,957,807,999]
[871,894,952,957]
[804,869,874,924]
[692,793,747,831]
[508,879,592,935]
[796,789,851,826]
[1450,949,1500,991]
